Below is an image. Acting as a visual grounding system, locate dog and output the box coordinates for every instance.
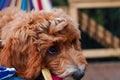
[0,7,87,80]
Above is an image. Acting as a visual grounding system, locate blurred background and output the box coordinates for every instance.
[52,0,120,80]
[0,0,120,80]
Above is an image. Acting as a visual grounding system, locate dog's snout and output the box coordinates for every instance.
[72,69,85,80]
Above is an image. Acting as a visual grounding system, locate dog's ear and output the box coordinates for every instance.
[71,39,81,51]
[0,33,42,79]
[0,39,11,66]
[24,42,42,79]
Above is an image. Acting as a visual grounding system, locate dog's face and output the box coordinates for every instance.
[40,19,87,79]
[38,18,87,80]
[0,9,87,80]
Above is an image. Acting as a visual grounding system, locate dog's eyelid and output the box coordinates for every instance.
[36,43,41,46]
[71,39,77,45]
[47,46,58,55]
[48,21,51,26]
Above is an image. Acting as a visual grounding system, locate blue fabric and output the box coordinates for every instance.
[29,0,34,10]
[2,0,9,9]
[4,77,25,80]
[0,66,24,80]
[0,0,4,10]
[21,0,27,11]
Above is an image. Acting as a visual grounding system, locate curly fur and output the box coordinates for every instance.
[0,7,87,80]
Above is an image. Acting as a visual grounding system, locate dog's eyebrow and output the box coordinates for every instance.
[55,21,67,33]
[48,19,68,34]
[54,18,65,25]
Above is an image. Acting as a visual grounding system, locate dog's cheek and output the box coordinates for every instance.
[45,58,64,74]
[51,66,65,75]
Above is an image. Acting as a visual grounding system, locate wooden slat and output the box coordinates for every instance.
[83,48,120,58]
[68,7,78,23]
[97,25,104,40]
[80,13,89,31]
[70,2,120,9]
[113,37,120,48]
[69,0,120,3]
[89,19,96,37]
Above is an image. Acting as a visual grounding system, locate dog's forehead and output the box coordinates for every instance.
[36,24,80,44]
[23,10,80,43]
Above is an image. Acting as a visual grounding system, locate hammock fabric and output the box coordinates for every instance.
[0,66,62,80]
[0,0,52,11]
[0,66,24,80]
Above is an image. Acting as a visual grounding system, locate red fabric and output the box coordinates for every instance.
[37,0,43,10]
[52,74,62,80]
[15,0,18,6]
[7,0,11,6]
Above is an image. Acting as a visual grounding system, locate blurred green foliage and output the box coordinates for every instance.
[51,0,68,6]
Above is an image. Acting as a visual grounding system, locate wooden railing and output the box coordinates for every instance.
[68,0,120,58]
[68,0,120,22]
[80,13,120,48]
[83,48,120,58]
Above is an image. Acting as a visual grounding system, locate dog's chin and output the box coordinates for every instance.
[63,76,83,80]
[37,71,84,80]
[53,70,84,80]
[51,74,84,80]
[51,72,84,80]
[63,76,75,80]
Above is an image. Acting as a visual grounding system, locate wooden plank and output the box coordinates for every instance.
[113,37,120,48]
[105,31,112,46]
[97,25,104,40]
[83,48,120,58]
[68,6,78,23]
[71,2,120,9]
[81,13,88,31]
[69,0,120,3]
[89,19,96,36]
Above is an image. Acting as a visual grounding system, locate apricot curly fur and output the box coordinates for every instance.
[0,7,87,80]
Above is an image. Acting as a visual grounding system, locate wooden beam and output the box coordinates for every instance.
[69,0,120,3]
[82,48,120,58]
[71,2,120,9]
[68,6,78,23]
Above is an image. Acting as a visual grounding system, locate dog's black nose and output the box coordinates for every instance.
[72,69,85,80]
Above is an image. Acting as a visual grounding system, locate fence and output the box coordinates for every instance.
[68,0,120,58]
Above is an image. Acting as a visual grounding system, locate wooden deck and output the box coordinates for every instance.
[83,61,120,80]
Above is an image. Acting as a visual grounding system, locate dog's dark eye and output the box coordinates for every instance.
[48,46,58,55]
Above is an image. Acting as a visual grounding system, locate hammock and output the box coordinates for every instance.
[0,0,52,11]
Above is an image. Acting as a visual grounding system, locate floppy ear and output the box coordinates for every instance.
[24,43,42,79]
[0,34,42,79]
[73,39,82,51]
[0,39,12,66]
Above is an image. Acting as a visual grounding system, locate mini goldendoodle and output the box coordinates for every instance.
[0,7,87,80]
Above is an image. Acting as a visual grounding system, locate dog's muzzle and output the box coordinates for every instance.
[72,69,85,80]
[63,68,85,80]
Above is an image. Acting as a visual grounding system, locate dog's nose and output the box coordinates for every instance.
[72,69,85,80]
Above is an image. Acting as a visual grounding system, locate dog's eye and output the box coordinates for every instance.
[48,46,58,55]
[71,39,76,45]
